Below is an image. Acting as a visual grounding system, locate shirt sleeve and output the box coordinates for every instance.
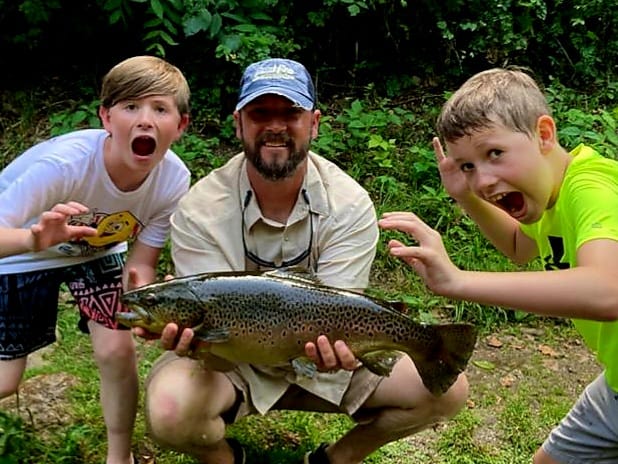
[170,205,237,276]
[0,159,71,228]
[137,171,190,249]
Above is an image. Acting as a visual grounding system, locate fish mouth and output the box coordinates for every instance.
[490,191,525,219]
[132,136,156,157]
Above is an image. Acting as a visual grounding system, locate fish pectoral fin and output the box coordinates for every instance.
[291,357,318,378]
[196,327,230,343]
[358,350,401,376]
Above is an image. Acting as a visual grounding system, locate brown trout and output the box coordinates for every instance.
[117,269,477,395]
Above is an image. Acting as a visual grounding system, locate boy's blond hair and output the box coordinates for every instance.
[100,56,190,115]
[437,67,551,142]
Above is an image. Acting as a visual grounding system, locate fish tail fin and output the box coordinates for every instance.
[413,323,477,396]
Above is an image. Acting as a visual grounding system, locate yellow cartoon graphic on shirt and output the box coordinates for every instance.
[84,211,142,247]
[56,210,143,256]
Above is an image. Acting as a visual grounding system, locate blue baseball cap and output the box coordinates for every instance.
[235,58,316,111]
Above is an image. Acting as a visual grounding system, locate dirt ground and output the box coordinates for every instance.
[404,321,602,457]
[0,320,602,462]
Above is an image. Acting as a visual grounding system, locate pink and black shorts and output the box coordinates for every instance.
[0,253,128,360]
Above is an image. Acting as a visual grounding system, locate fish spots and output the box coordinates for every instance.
[119,271,477,394]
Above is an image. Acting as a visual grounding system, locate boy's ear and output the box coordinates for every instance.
[537,115,557,153]
[99,106,111,131]
[177,114,190,133]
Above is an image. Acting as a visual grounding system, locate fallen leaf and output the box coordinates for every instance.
[538,344,559,357]
[500,375,515,387]
[486,335,503,348]
[472,359,496,370]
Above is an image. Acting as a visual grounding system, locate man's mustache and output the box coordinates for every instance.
[258,132,292,145]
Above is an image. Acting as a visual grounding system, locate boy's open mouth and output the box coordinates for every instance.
[495,191,525,216]
[132,136,156,157]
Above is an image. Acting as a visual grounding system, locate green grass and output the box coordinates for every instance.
[0,301,590,464]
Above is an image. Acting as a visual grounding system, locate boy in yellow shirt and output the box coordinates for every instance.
[380,68,618,463]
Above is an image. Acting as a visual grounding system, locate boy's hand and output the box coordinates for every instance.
[378,211,461,296]
[433,137,472,202]
[305,335,360,372]
[30,201,97,251]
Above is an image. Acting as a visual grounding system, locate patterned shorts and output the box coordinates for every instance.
[0,253,129,360]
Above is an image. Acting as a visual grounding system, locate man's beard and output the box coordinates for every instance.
[243,131,310,181]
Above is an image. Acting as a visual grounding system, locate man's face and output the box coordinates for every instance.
[234,94,320,181]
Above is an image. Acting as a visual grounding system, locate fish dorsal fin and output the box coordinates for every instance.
[359,292,409,314]
[262,267,322,285]
[385,300,409,314]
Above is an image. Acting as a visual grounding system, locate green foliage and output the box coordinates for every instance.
[3,0,616,98]
[0,411,29,463]
[429,0,617,84]
[313,97,416,186]
[172,131,227,181]
[546,80,618,158]
[48,101,101,136]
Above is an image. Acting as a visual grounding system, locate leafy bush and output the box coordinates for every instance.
[1,0,616,101]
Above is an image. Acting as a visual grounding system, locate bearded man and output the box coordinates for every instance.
[140,58,469,464]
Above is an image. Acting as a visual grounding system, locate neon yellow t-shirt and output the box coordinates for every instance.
[521,144,618,391]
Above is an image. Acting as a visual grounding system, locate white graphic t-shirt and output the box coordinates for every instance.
[0,129,190,273]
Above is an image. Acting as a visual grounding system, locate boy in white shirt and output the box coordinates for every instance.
[0,55,191,464]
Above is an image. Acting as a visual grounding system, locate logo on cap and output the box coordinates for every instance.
[236,58,316,111]
[252,63,297,82]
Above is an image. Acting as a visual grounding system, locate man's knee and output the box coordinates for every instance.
[145,361,231,444]
[146,372,229,450]
[146,373,187,439]
[431,373,469,421]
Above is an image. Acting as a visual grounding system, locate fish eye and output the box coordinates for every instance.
[145,293,157,303]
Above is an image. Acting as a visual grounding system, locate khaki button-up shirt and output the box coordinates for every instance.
[170,151,378,413]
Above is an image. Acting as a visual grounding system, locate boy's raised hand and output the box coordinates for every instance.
[378,211,461,297]
[433,137,472,202]
[30,201,97,251]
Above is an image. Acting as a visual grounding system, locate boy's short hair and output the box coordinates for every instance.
[436,67,551,142]
[100,55,191,115]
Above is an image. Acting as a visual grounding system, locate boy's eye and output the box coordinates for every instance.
[488,149,502,159]
[460,162,474,172]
